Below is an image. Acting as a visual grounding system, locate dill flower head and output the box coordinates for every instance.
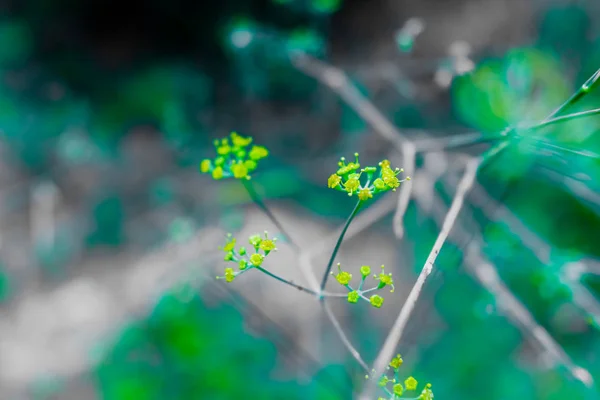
[199,132,268,180]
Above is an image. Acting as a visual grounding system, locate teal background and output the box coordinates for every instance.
[0,0,599,399]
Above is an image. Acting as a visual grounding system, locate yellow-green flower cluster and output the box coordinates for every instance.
[216,231,277,282]
[366,354,434,400]
[200,132,269,180]
[331,264,395,308]
[327,154,410,201]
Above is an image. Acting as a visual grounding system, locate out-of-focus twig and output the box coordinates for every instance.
[466,245,592,387]
[359,153,485,400]
[413,131,500,152]
[291,53,416,240]
[323,301,369,372]
[562,261,600,331]
[443,163,594,388]
[426,162,592,388]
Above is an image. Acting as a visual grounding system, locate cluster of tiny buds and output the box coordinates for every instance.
[364,354,434,400]
[216,231,277,282]
[202,140,432,399]
[331,263,395,308]
[200,132,269,180]
[327,153,410,201]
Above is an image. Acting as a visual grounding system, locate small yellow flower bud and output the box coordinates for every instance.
[200,159,211,173]
[389,354,403,369]
[327,174,342,188]
[378,273,393,286]
[360,265,371,277]
[244,160,257,171]
[419,384,434,400]
[214,156,226,166]
[378,376,390,387]
[376,266,394,291]
[250,253,264,266]
[393,383,404,396]
[259,239,277,253]
[217,145,231,155]
[223,237,236,252]
[383,175,400,190]
[335,271,352,285]
[379,159,391,168]
[373,178,386,191]
[230,132,253,147]
[357,187,373,201]
[381,166,395,178]
[249,145,269,160]
[405,376,418,391]
[231,162,248,179]
[236,150,246,159]
[344,177,360,194]
[370,295,384,308]
[224,268,235,282]
[249,234,262,249]
[347,291,359,303]
[212,166,224,180]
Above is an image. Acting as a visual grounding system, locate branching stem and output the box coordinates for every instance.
[255,266,319,296]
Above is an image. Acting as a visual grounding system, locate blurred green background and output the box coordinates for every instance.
[1,0,600,399]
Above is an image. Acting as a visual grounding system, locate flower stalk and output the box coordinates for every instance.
[319,199,363,295]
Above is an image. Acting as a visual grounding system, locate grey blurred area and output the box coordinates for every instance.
[0,0,597,398]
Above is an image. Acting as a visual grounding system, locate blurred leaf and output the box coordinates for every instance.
[452,48,569,133]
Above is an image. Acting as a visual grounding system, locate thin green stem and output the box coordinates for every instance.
[472,91,600,173]
[361,287,378,294]
[497,108,600,161]
[536,141,600,160]
[414,130,508,153]
[416,70,600,154]
[546,67,600,119]
[255,266,319,296]
[525,107,600,132]
[414,103,600,153]
[319,200,363,295]
[322,292,349,298]
[241,179,299,251]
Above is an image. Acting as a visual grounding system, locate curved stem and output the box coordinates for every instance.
[323,301,369,372]
[241,179,299,250]
[255,266,319,296]
[319,200,363,294]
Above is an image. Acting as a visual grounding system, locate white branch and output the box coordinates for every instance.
[393,144,415,239]
[412,131,483,152]
[466,244,592,387]
[292,53,416,240]
[359,156,481,400]
[439,166,592,388]
[323,301,369,372]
